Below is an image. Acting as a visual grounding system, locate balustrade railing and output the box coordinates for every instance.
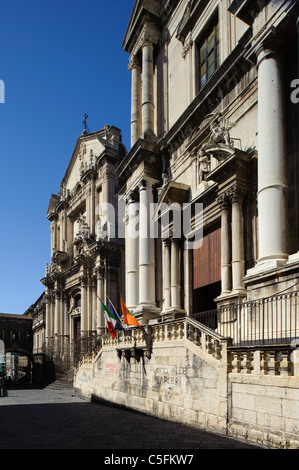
[78,315,299,377]
[192,290,299,347]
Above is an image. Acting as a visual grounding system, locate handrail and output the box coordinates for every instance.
[191,289,299,347]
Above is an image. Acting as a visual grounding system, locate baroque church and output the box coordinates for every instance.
[40,125,126,367]
[30,0,299,448]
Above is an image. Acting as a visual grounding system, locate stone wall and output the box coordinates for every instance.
[228,374,299,449]
[74,319,299,449]
[75,339,228,434]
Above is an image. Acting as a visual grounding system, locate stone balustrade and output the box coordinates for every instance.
[229,348,296,376]
[98,317,298,377]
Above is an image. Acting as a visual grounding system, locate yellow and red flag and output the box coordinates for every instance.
[120,296,142,329]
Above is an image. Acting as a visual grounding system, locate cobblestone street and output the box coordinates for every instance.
[0,384,266,452]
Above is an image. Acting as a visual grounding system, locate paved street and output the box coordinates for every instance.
[0,384,265,451]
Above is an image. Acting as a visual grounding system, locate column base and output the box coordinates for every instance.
[215,290,247,308]
[245,256,288,278]
[160,308,186,322]
[286,251,299,266]
[134,303,160,324]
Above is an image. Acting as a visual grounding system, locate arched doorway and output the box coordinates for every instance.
[4,348,34,384]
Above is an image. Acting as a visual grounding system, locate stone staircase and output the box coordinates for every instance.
[44,370,74,391]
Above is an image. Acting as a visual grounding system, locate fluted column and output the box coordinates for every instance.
[126,192,139,310]
[141,33,155,137]
[129,55,142,146]
[254,41,288,268]
[162,238,171,312]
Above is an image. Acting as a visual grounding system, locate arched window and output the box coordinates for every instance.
[74,293,81,308]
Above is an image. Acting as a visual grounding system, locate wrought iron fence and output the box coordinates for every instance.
[192,290,299,346]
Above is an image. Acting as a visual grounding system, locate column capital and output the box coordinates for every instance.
[227,185,247,203]
[162,237,171,247]
[217,193,230,210]
[253,28,286,68]
[255,43,284,68]
[138,24,159,49]
[126,189,139,204]
[128,54,141,71]
[138,179,147,192]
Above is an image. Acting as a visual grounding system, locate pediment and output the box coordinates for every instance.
[62,137,105,194]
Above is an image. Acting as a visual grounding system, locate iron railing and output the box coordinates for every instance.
[192,290,299,347]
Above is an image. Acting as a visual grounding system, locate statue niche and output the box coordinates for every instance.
[196,114,237,184]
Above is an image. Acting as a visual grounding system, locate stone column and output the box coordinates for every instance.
[141,32,155,137]
[90,177,96,237]
[80,277,87,335]
[96,266,105,335]
[49,296,54,340]
[129,55,142,146]
[62,295,69,360]
[137,179,156,312]
[45,289,51,346]
[170,237,181,309]
[126,192,139,310]
[230,186,246,292]
[162,238,171,312]
[91,276,97,333]
[218,194,231,294]
[254,41,288,269]
[54,290,60,338]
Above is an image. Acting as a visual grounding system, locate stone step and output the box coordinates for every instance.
[44,378,74,390]
[45,383,74,390]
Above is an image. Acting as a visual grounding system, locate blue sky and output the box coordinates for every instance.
[0,0,135,314]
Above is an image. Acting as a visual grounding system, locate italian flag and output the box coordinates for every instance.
[101,302,117,339]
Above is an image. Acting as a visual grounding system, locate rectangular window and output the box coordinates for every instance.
[198,18,219,90]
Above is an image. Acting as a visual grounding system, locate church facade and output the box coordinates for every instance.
[40,0,299,446]
[41,125,126,368]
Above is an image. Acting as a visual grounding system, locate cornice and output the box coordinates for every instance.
[116,136,159,180]
[122,2,161,54]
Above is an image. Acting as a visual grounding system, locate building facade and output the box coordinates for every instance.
[41,125,126,369]
[74,1,299,448]
[118,0,299,338]
[24,292,46,354]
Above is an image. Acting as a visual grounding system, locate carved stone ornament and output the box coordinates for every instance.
[208,115,235,147]
[74,216,90,242]
[197,150,211,183]
[195,114,238,183]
